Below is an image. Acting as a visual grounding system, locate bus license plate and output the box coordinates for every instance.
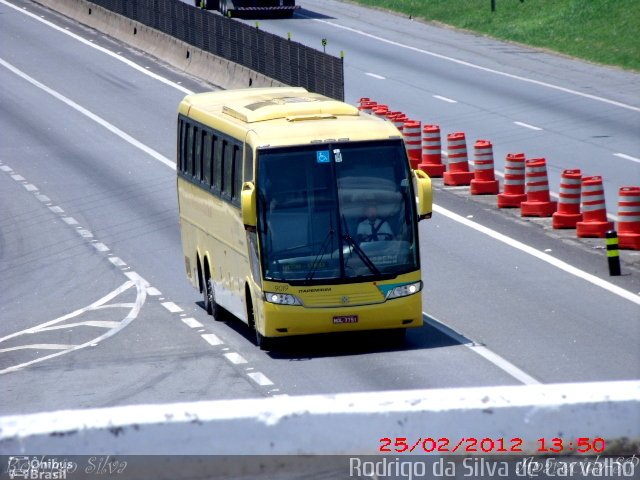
[333,315,358,324]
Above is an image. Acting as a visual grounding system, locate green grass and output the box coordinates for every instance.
[347,0,640,71]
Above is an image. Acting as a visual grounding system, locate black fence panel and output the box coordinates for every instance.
[87,0,344,100]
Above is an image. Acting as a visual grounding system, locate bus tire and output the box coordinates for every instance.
[247,292,273,350]
[202,276,220,319]
[255,330,273,351]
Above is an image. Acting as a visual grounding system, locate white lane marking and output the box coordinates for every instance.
[247,371,274,386]
[0,59,177,171]
[37,320,122,331]
[78,229,94,239]
[433,204,640,305]
[514,121,543,131]
[62,217,79,225]
[11,174,24,181]
[108,256,126,267]
[23,183,38,191]
[161,302,183,313]
[93,242,110,252]
[0,165,12,172]
[0,344,75,353]
[48,205,64,213]
[433,95,457,104]
[201,333,223,346]
[224,352,248,364]
[0,280,146,375]
[182,317,203,329]
[614,153,640,164]
[423,314,540,385]
[0,0,192,95]
[299,13,640,113]
[35,194,51,202]
[365,72,385,80]
[146,287,162,296]
[123,271,147,285]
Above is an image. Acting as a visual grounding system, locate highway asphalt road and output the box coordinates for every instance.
[1,0,639,418]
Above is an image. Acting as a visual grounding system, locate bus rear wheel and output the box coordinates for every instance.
[202,276,220,319]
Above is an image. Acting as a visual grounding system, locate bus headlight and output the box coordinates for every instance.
[265,292,302,306]
[385,281,422,299]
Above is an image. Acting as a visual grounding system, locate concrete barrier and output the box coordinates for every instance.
[2,381,639,456]
[32,0,286,90]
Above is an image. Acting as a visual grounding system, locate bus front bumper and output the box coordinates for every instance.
[261,294,423,337]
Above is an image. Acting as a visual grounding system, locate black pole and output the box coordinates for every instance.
[606,230,621,276]
[491,0,496,12]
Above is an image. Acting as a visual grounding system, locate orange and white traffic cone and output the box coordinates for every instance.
[552,169,583,228]
[403,120,422,170]
[417,124,445,177]
[470,140,499,195]
[616,186,640,249]
[443,132,474,186]
[389,112,407,133]
[373,105,389,120]
[358,98,376,114]
[497,153,527,208]
[576,176,614,238]
[520,158,557,217]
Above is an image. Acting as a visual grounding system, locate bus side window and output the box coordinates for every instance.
[232,144,242,205]
[180,120,190,174]
[177,119,184,172]
[222,139,234,201]
[186,124,195,177]
[212,134,222,194]
[203,131,212,187]
[194,127,203,181]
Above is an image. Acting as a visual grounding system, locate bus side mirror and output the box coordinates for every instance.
[241,182,257,230]
[413,169,432,220]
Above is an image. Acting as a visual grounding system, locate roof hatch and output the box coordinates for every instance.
[223,92,359,123]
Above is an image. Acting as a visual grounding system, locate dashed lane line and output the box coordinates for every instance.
[247,372,275,387]
[514,121,543,131]
[433,95,457,104]
[201,333,224,346]
[182,318,204,329]
[161,302,183,313]
[224,352,248,365]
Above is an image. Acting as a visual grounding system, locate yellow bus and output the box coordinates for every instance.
[177,87,432,349]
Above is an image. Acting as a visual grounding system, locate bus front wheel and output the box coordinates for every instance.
[247,292,272,350]
[255,331,273,351]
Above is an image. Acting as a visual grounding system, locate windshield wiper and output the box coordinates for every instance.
[341,215,380,276]
[305,229,335,282]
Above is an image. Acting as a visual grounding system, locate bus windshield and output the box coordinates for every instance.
[256,139,419,284]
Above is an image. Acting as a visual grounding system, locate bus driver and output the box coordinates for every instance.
[356,205,393,242]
